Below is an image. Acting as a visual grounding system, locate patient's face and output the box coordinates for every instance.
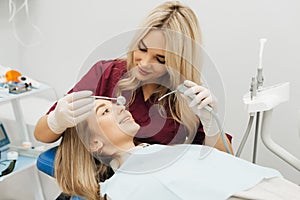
[93,99,140,147]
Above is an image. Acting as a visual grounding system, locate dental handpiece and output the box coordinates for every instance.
[158,84,212,113]
[91,95,126,105]
[176,84,213,113]
[159,83,231,153]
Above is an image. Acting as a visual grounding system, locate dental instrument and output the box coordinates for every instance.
[236,38,267,161]
[92,95,126,106]
[257,38,267,89]
[158,83,232,154]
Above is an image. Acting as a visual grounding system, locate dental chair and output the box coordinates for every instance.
[37,146,84,200]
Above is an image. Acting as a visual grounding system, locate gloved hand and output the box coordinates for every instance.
[47,90,95,134]
[181,80,219,136]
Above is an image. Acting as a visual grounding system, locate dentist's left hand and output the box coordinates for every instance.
[47,90,95,134]
[181,80,219,136]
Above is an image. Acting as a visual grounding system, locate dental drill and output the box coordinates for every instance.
[92,95,126,105]
[159,83,232,154]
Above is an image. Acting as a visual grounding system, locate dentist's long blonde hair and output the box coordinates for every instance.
[117,1,203,143]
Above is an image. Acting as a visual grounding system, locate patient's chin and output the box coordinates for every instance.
[121,123,140,137]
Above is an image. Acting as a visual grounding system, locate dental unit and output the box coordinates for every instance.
[236,38,300,171]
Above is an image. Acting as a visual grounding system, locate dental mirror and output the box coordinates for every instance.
[92,95,126,105]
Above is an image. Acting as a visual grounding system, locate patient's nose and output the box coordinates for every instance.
[114,104,125,114]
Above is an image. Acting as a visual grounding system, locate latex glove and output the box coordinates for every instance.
[47,90,94,134]
[182,80,219,136]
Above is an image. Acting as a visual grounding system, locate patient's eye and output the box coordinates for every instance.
[102,108,110,115]
[138,42,147,52]
[156,56,165,64]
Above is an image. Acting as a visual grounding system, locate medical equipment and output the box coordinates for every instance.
[8,82,31,94]
[236,38,268,160]
[236,39,300,171]
[92,95,126,106]
[0,123,10,152]
[0,123,17,177]
[5,69,22,83]
[257,38,267,89]
[158,83,232,154]
[18,76,41,88]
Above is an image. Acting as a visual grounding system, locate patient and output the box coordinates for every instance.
[55,99,300,200]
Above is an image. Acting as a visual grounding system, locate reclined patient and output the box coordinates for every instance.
[55,99,300,200]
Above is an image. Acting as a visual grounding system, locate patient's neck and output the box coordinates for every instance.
[112,143,152,171]
[110,140,135,171]
[118,140,136,152]
[113,134,136,153]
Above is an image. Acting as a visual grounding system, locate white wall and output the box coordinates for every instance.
[0,0,20,67]
[1,0,300,185]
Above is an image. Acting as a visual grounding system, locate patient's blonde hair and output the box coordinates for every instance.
[55,127,110,200]
[117,1,202,142]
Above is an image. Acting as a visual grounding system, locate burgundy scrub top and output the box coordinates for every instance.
[47,59,231,145]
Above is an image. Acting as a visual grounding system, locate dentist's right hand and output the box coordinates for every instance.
[47,90,95,134]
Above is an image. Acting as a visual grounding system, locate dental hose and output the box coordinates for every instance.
[207,107,232,154]
[235,114,255,157]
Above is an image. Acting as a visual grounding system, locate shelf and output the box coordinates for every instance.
[0,152,36,181]
[0,83,54,103]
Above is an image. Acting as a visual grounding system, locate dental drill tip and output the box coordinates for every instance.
[116,96,126,105]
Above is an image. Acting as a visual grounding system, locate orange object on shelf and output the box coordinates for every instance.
[5,70,22,82]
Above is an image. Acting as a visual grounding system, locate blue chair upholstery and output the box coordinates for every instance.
[37,146,85,200]
[37,146,58,177]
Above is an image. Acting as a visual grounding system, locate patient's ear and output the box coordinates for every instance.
[90,138,104,153]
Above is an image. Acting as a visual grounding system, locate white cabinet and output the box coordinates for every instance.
[0,83,58,200]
